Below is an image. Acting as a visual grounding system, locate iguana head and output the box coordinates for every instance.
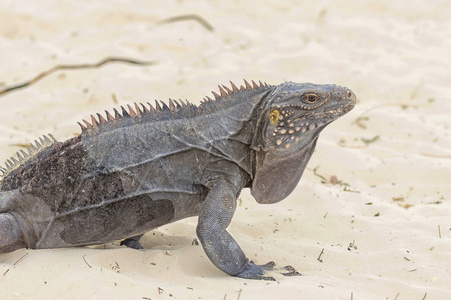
[251,82,356,204]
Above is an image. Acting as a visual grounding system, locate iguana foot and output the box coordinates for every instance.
[234,260,277,281]
[234,261,301,280]
[120,234,144,249]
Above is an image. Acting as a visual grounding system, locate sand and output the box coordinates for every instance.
[0,1,450,299]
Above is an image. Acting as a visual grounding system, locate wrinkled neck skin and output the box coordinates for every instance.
[250,128,322,204]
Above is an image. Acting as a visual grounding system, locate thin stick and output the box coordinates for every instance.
[317,248,324,262]
[312,166,327,182]
[82,255,92,268]
[438,225,441,238]
[421,293,427,300]
[420,153,451,159]
[393,293,400,300]
[158,14,214,32]
[237,289,242,300]
[0,57,155,97]
[13,252,29,266]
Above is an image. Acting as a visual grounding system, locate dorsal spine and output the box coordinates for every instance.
[0,134,57,180]
[77,79,270,136]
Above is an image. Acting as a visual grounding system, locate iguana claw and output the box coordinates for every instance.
[281,265,302,276]
[234,261,301,280]
[234,260,276,280]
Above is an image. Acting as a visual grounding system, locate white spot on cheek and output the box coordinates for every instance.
[295,127,301,131]
[301,128,307,133]
[285,143,291,148]
[276,139,282,146]
[279,129,287,134]
[309,123,316,130]
[288,129,294,134]
[278,115,284,121]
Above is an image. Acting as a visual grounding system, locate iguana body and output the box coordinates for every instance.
[0,80,356,279]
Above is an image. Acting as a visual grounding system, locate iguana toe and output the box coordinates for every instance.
[281,265,302,277]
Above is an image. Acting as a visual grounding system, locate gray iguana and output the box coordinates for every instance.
[0,80,356,280]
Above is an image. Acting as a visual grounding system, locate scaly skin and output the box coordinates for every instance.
[0,80,356,279]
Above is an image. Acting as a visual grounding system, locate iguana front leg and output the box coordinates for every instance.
[196,181,275,280]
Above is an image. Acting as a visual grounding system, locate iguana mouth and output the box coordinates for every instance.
[297,99,355,121]
[323,100,355,116]
[280,100,355,135]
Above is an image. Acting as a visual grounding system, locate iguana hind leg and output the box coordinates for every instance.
[0,213,25,253]
[120,234,144,249]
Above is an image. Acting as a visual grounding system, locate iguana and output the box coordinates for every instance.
[0,80,356,280]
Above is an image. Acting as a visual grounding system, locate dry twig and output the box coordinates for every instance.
[13,252,29,266]
[237,289,242,300]
[317,248,324,262]
[0,57,155,97]
[82,255,92,268]
[158,14,214,32]
[420,153,451,159]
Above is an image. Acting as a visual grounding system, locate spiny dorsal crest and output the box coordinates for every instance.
[78,79,270,136]
[0,134,57,181]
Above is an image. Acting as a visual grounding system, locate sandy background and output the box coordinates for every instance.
[0,1,450,299]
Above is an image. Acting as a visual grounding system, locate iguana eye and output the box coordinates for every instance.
[305,94,318,103]
[269,110,279,124]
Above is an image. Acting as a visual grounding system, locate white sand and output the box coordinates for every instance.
[0,1,450,299]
